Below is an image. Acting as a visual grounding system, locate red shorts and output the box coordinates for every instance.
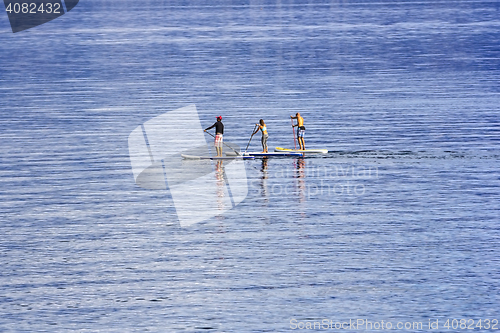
[214,134,223,148]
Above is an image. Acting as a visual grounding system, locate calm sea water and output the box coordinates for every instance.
[0,1,499,332]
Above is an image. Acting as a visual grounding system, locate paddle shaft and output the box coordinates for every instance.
[291,118,297,150]
[204,131,241,156]
[245,124,258,153]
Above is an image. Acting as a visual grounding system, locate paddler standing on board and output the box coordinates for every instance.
[252,119,269,153]
[291,112,305,150]
[204,116,224,157]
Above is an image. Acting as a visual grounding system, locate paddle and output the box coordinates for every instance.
[244,124,258,154]
[291,118,297,150]
[204,130,241,156]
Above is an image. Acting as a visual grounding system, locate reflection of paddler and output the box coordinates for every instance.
[204,116,224,157]
[291,113,305,150]
[261,157,268,176]
[295,157,306,204]
[215,160,225,211]
[252,119,269,153]
[260,157,269,200]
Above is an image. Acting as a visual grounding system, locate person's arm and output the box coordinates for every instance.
[252,124,261,136]
[204,123,215,132]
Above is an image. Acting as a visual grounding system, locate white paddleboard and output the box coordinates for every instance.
[274,147,328,154]
[181,154,255,160]
[226,151,303,157]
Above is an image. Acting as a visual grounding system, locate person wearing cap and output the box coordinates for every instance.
[204,116,224,157]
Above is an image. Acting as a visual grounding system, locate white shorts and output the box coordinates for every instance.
[214,134,223,148]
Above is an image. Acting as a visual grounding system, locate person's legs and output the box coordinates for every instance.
[215,134,223,156]
[301,129,305,149]
[219,136,223,156]
[297,129,304,150]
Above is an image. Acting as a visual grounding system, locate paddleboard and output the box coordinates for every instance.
[226,151,303,157]
[182,154,255,160]
[274,147,328,154]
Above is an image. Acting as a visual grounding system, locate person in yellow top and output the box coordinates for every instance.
[291,112,305,150]
[252,119,269,153]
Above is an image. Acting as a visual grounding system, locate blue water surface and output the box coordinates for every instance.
[0,1,499,332]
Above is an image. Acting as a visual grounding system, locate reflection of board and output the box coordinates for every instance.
[181,154,255,160]
[275,147,328,154]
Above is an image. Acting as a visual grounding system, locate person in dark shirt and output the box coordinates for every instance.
[204,116,224,157]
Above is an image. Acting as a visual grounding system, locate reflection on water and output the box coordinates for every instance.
[259,157,269,201]
[260,157,269,177]
[215,160,226,212]
[294,157,306,205]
